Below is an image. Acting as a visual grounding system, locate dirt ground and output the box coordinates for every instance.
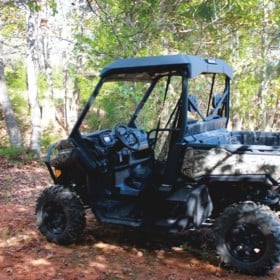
[1,157,280,280]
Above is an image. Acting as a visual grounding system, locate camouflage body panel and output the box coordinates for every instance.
[181,146,280,180]
[49,139,75,167]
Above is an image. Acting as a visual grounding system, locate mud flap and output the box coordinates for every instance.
[185,185,213,227]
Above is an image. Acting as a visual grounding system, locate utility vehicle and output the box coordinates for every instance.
[36,54,280,275]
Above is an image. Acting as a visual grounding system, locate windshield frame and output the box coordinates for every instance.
[70,67,188,138]
[70,66,231,142]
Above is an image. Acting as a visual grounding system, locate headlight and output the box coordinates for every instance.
[54,168,62,178]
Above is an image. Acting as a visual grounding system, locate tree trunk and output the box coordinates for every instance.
[63,54,71,132]
[71,55,82,131]
[230,30,243,130]
[258,0,271,131]
[40,19,56,127]
[0,54,23,147]
[63,52,80,133]
[26,9,41,157]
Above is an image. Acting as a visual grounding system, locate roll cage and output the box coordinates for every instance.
[70,54,232,143]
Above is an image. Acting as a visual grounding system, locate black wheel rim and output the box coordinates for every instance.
[42,202,67,234]
[225,223,267,263]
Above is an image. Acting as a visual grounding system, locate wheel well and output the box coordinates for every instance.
[207,181,279,217]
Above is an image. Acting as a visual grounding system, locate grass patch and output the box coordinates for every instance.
[0,146,35,163]
[0,146,25,158]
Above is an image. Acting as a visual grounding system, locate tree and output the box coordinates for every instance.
[0,0,279,156]
[77,0,279,131]
[0,43,23,147]
[26,5,41,157]
[0,3,24,148]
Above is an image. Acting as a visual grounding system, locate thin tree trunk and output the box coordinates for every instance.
[63,53,71,132]
[258,0,271,131]
[230,30,243,130]
[26,9,41,157]
[63,52,80,133]
[70,55,82,130]
[0,54,23,147]
[40,20,56,126]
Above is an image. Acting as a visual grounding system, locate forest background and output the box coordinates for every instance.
[0,0,279,158]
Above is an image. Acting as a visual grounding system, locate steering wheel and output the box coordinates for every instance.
[114,124,141,151]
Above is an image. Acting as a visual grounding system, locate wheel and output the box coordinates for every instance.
[35,186,86,245]
[213,201,280,275]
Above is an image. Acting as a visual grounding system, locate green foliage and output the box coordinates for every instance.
[37,73,48,99]
[52,67,64,90]
[5,65,26,119]
[5,62,26,91]
[26,1,41,12]
[71,0,280,130]
[5,62,28,116]
[41,129,60,151]
[49,0,58,15]
[10,93,28,117]
[232,72,259,122]
[0,3,25,36]
[1,0,280,150]
[0,146,27,160]
[76,75,97,105]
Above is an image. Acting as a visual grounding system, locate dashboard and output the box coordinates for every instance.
[83,129,117,148]
[83,126,149,151]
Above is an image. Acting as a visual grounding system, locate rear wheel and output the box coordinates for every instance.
[36,186,86,245]
[213,201,280,275]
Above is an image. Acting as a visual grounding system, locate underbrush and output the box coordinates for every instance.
[0,146,41,164]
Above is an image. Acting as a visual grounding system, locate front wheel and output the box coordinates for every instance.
[213,201,280,275]
[36,186,86,245]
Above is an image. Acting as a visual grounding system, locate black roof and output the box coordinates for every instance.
[100,54,233,79]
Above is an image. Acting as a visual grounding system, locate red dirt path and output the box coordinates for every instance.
[0,157,280,279]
